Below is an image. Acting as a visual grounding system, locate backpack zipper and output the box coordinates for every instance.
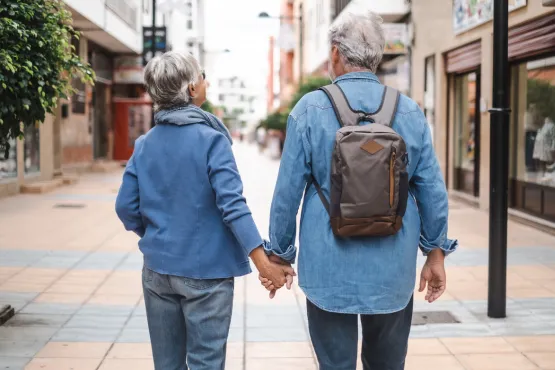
[390,149,396,207]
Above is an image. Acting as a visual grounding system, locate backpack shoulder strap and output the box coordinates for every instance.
[319,84,363,127]
[367,86,400,127]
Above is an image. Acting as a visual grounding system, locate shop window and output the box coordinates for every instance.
[512,56,555,190]
[454,71,480,196]
[424,55,436,147]
[0,138,17,180]
[24,124,40,174]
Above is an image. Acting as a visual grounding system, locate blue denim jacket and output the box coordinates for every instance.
[266,72,458,314]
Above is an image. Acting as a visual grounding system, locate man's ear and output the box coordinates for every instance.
[331,45,340,64]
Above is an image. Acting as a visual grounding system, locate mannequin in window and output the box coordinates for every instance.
[533,117,555,176]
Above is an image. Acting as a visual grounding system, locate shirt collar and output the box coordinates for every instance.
[333,71,381,84]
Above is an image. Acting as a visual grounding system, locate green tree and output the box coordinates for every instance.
[261,76,330,132]
[288,76,330,110]
[0,0,94,157]
[200,100,214,114]
[527,78,555,122]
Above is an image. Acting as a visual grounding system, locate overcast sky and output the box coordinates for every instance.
[203,0,281,89]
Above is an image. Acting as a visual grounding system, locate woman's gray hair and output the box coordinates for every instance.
[329,11,385,73]
[143,51,202,111]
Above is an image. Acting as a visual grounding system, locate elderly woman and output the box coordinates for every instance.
[115,51,293,370]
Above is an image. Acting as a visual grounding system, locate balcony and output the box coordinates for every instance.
[334,0,410,22]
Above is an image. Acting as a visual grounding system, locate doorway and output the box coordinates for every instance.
[454,71,481,197]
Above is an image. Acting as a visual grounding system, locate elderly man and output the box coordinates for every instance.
[263,12,457,370]
[116,51,293,370]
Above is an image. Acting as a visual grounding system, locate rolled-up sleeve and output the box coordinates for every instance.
[267,112,312,264]
[115,150,145,238]
[410,111,458,256]
[207,133,263,255]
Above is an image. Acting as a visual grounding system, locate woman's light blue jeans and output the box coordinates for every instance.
[142,266,234,370]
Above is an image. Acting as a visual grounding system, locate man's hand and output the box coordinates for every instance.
[419,249,446,303]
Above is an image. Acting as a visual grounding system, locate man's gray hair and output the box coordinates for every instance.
[143,51,201,111]
[329,11,385,73]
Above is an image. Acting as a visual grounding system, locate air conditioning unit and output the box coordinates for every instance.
[543,0,555,6]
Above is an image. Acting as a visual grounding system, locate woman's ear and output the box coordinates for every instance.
[188,83,197,98]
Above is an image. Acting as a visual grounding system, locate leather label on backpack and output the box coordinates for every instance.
[360,140,384,155]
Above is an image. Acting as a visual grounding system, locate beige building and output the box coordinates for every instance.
[411,1,555,227]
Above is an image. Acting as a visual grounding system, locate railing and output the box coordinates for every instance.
[106,0,138,30]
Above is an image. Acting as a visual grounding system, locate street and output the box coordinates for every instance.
[1,142,555,370]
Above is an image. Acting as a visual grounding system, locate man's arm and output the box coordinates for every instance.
[266,112,312,264]
[410,111,458,256]
[115,151,145,237]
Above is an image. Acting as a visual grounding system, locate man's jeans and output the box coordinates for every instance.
[307,297,413,370]
[142,266,234,370]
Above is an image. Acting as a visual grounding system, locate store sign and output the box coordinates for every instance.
[142,26,167,66]
[453,0,527,34]
[383,23,408,55]
[114,56,144,84]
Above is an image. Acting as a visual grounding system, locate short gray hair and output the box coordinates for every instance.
[143,51,201,111]
[329,11,385,73]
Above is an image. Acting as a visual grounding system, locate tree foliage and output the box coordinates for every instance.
[261,76,330,132]
[200,100,214,114]
[527,78,555,123]
[0,0,94,157]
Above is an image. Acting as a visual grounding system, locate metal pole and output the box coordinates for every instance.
[487,0,510,319]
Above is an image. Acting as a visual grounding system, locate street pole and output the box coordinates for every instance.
[488,0,510,319]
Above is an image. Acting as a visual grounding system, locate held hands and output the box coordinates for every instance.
[259,255,295,299]
[419,249,447,303]
[249,247,296,298]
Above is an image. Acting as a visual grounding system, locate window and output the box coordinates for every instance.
[453,71,480,196]
[0,138,17,180]
[24,124,40,174]
[512,57,555,188]
[187,20,193,30]
[219,94,225,103]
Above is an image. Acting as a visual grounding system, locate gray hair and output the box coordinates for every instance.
[329,11,385,73]
[143,51,201,111]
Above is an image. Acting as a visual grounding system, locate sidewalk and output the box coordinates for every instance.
[0,142,554,370]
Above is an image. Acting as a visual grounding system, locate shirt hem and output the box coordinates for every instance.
[144,260,252,280]
[301,286,414,315]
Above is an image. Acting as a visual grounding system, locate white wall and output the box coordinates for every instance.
[304,0,332,75]
[337,0,409,19]
[65,0,142,53]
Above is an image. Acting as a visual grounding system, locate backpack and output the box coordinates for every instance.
[310,83,410,237]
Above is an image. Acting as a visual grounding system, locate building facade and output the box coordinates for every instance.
[411,0,555,226]
[0,0,145,197]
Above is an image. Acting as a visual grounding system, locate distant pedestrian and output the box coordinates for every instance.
[260,11,457,370]
[115,51,294,370]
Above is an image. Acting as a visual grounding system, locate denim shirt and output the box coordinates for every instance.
[266,72,458,314]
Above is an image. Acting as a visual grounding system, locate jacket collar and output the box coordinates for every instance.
[333,71,381,84]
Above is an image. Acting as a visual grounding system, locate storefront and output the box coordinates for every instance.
[508,12,555,222]
[411,0,555,227]
[445,41,482,198]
